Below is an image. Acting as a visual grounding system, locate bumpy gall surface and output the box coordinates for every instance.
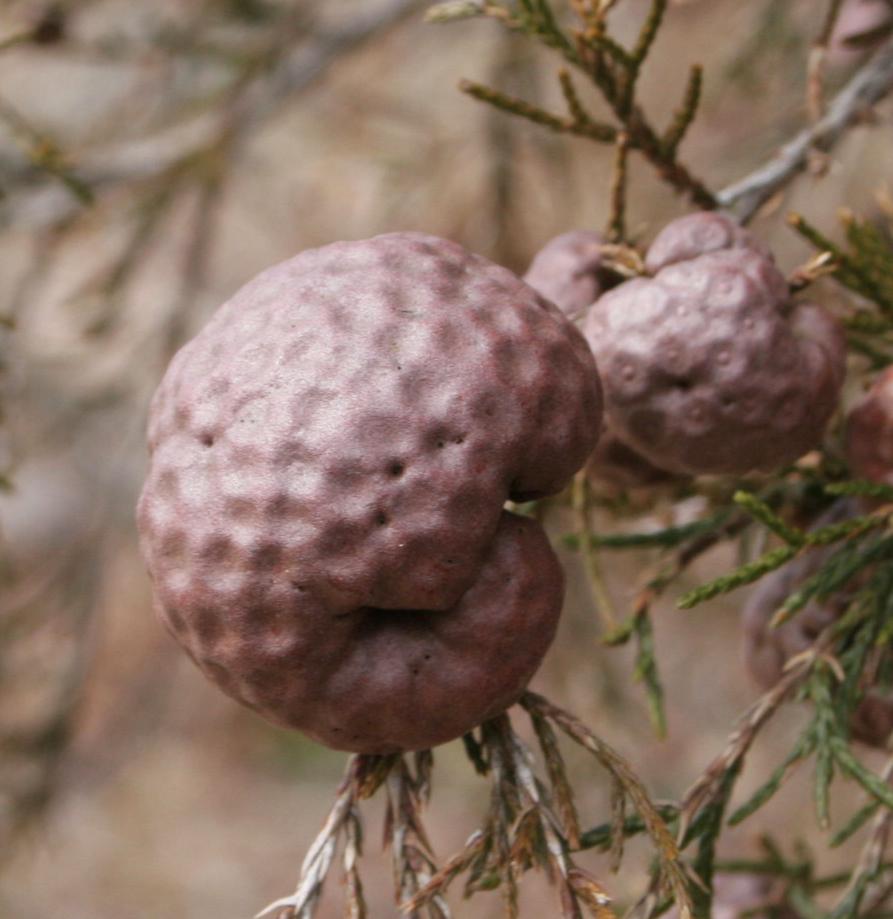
[523,231,608,318]
[846,367,893,485]
[644,211,771,273]
[138,232,602,753]
[742,500,892,747]
[584,212,846,475]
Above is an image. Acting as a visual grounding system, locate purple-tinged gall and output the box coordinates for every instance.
[584,212,845,475]
[523,230,608,319]
[645,210,773,273]
[138,232,602,753]
[846,367,893,485]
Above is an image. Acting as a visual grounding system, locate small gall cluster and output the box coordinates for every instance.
[524,230,673,489]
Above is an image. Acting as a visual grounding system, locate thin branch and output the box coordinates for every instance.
[678,644,822,840]
[255,755,395,919]
[630,0,666,66]
[522,693,691,919]
[386,761,448,918]
[1,0,426,228]
[718,38,893,223]
[662,64,702,157]
[607,131,631,242]
[255,760,358,918]
[808,0,845,121]
[0,93,92,203]
[161,168,227,359]
[830,756,893,918]
[461,79,618,142]
[453,0,717,208]
[572,473,619,631]
[0,30,35,53]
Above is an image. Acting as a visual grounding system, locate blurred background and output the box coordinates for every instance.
[0,1,891,916]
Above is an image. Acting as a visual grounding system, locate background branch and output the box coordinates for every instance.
[718,38,893,223]
[0,0,425,229]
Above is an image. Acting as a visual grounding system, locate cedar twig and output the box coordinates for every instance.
[718,38,893,222]
[528,705,583,848]
[409,699,690,917]
[451,0,717,208]
[830,756,893,918]
[461,80,618,142]
[502,720,614,918]
[662,64,702,157]
[401,832,486,913]
[343,807,368,919]
[678,501,892,612]
[808,0,846,122]
[522,693,691,919]
[255,765,357,918]
[408,711,602,916]
[255,755,396,919]
[386,761,449,918]
[788,211,893,313]
[679,643,823,841]
[572,473,619,631]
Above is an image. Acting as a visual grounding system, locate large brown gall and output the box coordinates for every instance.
[138,232,602,753]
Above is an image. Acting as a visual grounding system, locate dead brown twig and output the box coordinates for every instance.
[255,754,397,919]
[678,642,827,840]
[808,0,846,123]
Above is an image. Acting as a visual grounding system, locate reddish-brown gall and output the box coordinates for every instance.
[523,230,608,319]
[584,212,846,475]
[137,232,602,753]
[846,366,893,485]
